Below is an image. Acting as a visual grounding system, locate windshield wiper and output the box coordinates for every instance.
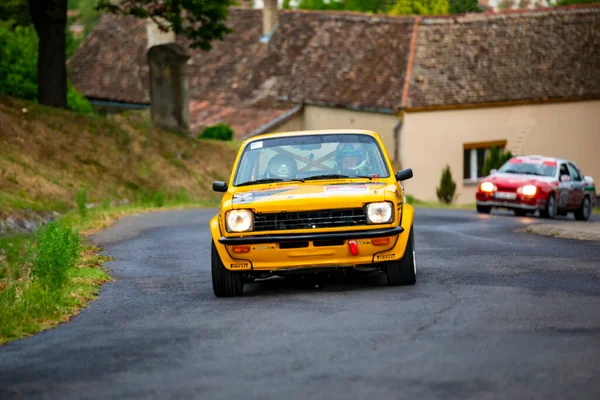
[236,178,304,187]
[304,174,375,181]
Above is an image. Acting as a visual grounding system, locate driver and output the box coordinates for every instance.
[334,143,370,175]
[266,153,298,179]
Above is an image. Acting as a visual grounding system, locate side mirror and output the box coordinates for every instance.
[560,175,571,183]
[213,181,228,192]
[490,169,497,175]
[395,168,413,182]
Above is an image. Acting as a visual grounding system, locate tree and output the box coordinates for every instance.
[449,0,482,13]
[436,165,457,204]
[24,0,234,110]
[388,0,450,16]
[555,0,600,5]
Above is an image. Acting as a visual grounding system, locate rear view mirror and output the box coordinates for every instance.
[560,175,571,183]
[213,181,228,192]
[395,168,413,182]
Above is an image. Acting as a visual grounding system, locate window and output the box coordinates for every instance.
[463,140,507,180]
[567,163,582,181]
[559,163,570,179]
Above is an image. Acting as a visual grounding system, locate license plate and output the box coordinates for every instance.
[494,192,516,200]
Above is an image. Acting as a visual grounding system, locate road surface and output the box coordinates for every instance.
[1,208,599,399]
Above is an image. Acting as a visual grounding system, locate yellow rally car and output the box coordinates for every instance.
[210,130,416,297]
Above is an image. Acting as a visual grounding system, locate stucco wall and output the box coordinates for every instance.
[269,112,304,134]
[302,106,400,160]
[402,101,600,204]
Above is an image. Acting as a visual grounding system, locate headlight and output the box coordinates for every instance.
[225,210,254,232]
[366,202,393,224]
[480,181,495,193]
[518,185,537,196]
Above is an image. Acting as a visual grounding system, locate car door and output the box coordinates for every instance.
[567,162,585,209]
[557,163,571,210]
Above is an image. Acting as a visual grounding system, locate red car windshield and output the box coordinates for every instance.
[498,159,556,177]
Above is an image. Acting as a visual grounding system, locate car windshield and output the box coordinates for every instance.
[233,134,390,186]
[497,159,556,177]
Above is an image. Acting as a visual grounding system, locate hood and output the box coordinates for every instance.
[486,173,555,190]
[223,181,396,213]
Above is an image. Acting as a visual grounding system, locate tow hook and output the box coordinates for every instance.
[348,239,359,256]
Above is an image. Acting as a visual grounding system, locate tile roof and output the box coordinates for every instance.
[68,5,600,116]
[406,5,600,109]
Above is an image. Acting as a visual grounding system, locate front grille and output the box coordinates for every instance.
[254,208,366,231]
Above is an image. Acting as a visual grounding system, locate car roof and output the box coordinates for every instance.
[512,155,573,165]
[245,129,379,142]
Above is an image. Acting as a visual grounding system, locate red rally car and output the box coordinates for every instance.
[476,155,596,220]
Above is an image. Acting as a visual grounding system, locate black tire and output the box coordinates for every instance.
[574,196,592,221]
[385,226,416,286]
[477,205,491,214]
[211,241,244,297]
[513,209,527,217]
[540,193,556,219]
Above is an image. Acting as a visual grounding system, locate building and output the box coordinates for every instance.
[68,3,600,203]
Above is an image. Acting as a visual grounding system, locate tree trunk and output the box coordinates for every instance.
[28,0,68,109]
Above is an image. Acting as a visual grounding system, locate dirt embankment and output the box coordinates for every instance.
[0,96,238,232]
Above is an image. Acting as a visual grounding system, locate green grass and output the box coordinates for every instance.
[0,196,219,346]
[405,195,475,210]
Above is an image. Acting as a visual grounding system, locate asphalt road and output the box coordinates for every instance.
[1,208,599,400]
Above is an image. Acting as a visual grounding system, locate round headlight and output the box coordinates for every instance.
[480,181,495,193]
[519,184,537,196]
[366,202,393,224]
[226,210,254,232]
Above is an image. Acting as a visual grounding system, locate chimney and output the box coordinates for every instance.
[262,0,279,41]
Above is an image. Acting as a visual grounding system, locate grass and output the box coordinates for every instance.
[405,195,476,210]
[0,197,219,346]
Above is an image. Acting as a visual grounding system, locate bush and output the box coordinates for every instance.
[0,23,93,114]
[482,146,513,177]
[76,187,87,218]
[30,222,81,290]
[154,190,164,208]
[436,165,457,204]
[199,124,234,141]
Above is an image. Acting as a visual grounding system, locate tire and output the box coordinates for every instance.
[211,241,244,297]
[513,209,527,217]
[477,205,492,214]
[385,226,416,286]
[574,196,592,221]
[540,193,556,219]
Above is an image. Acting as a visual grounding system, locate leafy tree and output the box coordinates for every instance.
[436,165,457,204]
[22,0,234,111]
[0,0,31,27]
[482,146,513,177]
[449,0,482,13]
[555,0,600,5]
[388,0,450,15]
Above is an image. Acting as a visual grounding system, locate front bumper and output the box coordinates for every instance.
[219,226,403,245]
[476,200,539,210]
[476,192,545,211]
[210,204,415,272]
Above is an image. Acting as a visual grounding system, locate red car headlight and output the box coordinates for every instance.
[479,181,495,193]
[517,185,537,196]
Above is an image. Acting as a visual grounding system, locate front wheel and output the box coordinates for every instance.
[477,205,491,214]
[574,196,592,221]
[385,226,416,286]
[211,241,244,297]
[540,193,556,219]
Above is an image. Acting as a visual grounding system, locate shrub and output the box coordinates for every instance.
[30,222,80,290]
[0,23,93,114]
[482,146,513,177]
[436,165,456,204]
[154,190,164,208]
[76,187,87,218]
[101,197,111,210]
[199,124,234,141]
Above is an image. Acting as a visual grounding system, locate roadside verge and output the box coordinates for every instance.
[526,221,600,241]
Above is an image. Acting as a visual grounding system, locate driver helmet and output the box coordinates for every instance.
[266,154,298,179]
[335,143,367,174]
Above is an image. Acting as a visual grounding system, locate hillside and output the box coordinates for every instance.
[0,96,238,228]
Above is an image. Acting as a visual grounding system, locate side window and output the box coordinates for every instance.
[567,163,582,181]
[559,164,570,179]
